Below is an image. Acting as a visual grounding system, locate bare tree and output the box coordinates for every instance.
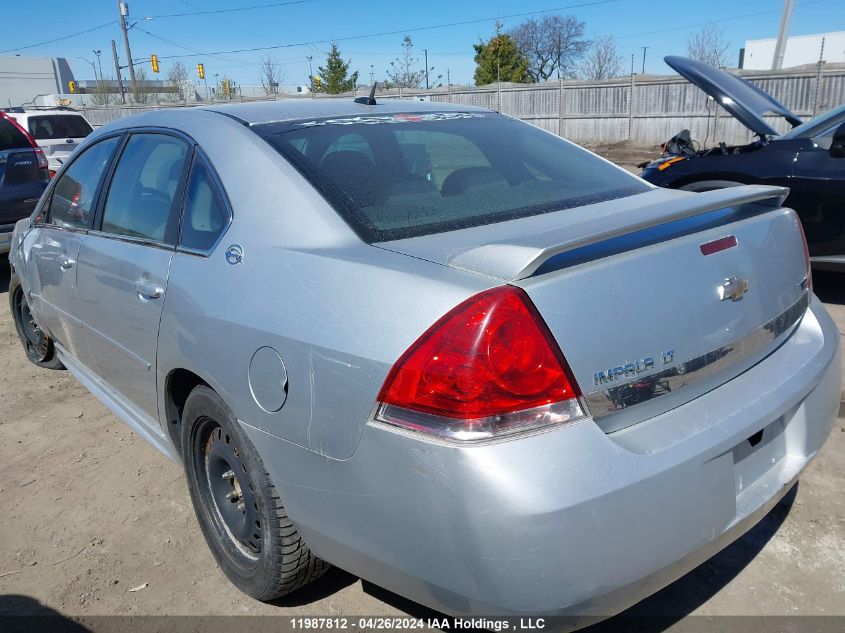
[166,61,190,102]
[132,66,150,104]
[89,75,116,105]
[579,35,625,80]
[386,36,440,88]
[259,53,284,95]
[510,15,589,82]
[687,23,730,67]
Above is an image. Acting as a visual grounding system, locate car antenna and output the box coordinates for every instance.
[354,82,377,106]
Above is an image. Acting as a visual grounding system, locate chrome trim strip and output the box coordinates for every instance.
[583,291,811,419]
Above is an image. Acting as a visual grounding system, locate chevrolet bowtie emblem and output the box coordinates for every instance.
[718,276,750,302]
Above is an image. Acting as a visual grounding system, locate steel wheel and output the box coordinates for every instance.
[181,385,328,600]
[194,418,262,558]
[13,286,51,363]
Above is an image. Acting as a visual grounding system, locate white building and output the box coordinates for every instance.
[742,31,845,70]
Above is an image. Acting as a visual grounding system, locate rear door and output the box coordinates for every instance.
[75,132,190,421]
[26,135,121,358]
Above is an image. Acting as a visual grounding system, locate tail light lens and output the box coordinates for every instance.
[796,217,812,290]
[375,286,584,441]
[34,148,49,171]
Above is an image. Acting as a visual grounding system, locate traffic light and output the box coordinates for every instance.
[151,54,159,73]
[67,80,76,94]
[197,63,205,79]
[222,79,230,97]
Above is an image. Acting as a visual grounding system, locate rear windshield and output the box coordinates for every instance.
[0,117,31,151]
[781,104,845,140]
[27,115,93,140]
[255,112,649,242]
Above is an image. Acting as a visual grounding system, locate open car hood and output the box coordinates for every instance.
[665,55,803,137]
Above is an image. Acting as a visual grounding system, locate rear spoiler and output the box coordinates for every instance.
[447,185,789,281]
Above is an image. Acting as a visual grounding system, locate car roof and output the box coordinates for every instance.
[198,98,490,126]
[11,110,89,120]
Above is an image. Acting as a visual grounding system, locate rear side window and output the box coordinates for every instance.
[101,134,189,243]
[256,112,649,242]
[46,136,120,229]
[27,115,93,139]
[0,117,30,151]
[180,157,230,252]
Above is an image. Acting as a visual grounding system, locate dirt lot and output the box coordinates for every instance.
[0,254,844,630]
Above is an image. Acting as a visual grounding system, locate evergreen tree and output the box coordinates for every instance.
[473,33,531,85]
[314,43,358,94]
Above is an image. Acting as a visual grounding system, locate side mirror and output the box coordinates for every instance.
[830,122,845,158]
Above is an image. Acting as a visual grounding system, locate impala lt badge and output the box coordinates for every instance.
[718,275,749,302]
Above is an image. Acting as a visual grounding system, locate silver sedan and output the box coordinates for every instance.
[7,98,841,623]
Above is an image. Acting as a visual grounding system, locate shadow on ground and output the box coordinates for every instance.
[0,595,90,632]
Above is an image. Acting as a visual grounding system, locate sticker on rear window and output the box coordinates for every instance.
[297,112,486,127]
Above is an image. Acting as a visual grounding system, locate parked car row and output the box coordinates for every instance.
[7,93,841,624]
[0,107,92,254]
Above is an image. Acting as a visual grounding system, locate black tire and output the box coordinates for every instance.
[180,385,328,600]
[9,274,65,370]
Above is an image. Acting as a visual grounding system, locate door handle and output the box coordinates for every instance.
[59,256,75,270]
[135,279,164,300]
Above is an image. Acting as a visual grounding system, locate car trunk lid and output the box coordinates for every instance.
[378,185,810,432]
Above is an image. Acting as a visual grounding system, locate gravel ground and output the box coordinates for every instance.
[0,258,843,631]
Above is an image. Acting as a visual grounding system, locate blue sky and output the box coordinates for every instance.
[1,0,842,87]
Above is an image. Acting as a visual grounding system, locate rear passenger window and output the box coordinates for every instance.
[0,117,30,150]
[101,134,189,243]
[47,136,120,229]
[180,158,229,252]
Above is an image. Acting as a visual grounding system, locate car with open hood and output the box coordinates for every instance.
[641,56,845,272]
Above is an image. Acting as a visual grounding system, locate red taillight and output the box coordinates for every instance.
[376,286,583,440]
[796,217,813,290]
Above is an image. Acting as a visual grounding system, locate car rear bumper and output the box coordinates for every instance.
[241,296,841,620]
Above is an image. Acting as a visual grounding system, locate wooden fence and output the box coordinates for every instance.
[80,64,845,148]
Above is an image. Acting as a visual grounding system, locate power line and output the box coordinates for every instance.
[155,0,624,61]
[147,0,315,19]
[0,21,116,54]
[615,0,827,40]
[134,27,253,65]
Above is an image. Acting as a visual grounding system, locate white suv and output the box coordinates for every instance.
[4,108,94,175]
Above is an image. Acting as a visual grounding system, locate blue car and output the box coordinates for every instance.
[0,111,50,254]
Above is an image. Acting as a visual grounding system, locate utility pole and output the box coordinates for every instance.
[772,0,795,70]
[307,56,313,86]
[111,39,126,103]
[423,48,429,90]
[92,50,103,83]
[370,64,374,85]
[117,1,137,98]
[641,46,649,74]
[556,34,562,80]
